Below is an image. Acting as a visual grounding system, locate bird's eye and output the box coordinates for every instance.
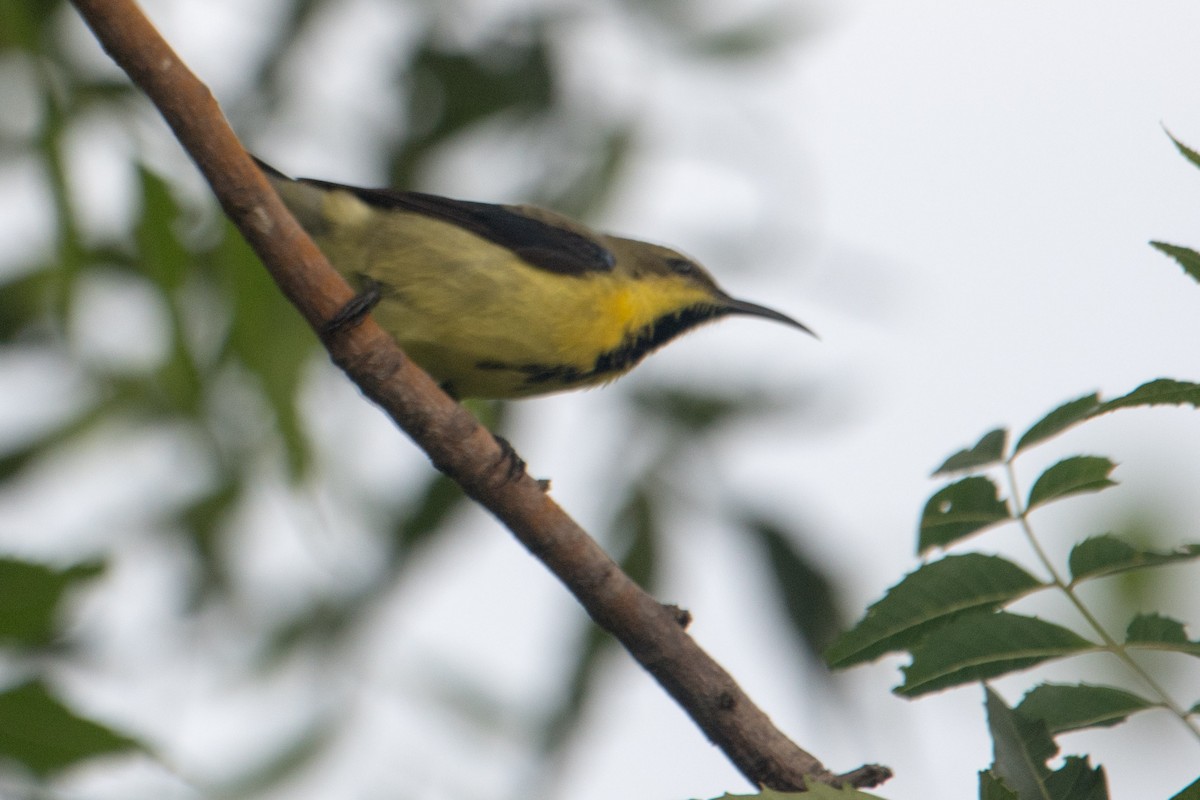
[668,258,698,276]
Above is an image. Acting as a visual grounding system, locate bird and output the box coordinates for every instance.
[255,157,813,399]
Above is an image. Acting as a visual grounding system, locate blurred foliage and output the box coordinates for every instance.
[0,0,830,797]
[828,157,1200,799]
[0,680,141,777]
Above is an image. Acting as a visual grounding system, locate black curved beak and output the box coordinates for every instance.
[721,294,817,338]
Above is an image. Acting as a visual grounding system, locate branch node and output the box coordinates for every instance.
[663,603,692,629]
[835,763,893,789]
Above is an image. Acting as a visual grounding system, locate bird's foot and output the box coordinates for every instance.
[323,278,383,337]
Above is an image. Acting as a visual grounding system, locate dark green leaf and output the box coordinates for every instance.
[1164,128,1200,172]
[0,0,63,50]
[979,770,1020,800]
[750,518,843,661]
[0,268,55,340]
[536,127,633,217]
[826,554,1045,668]
[1151,242,1200,286]
[932,428,1008,476]
[539,621,612,758]
[1014,394,1102,454]
[0,680,139,776]
[1046,756,1109,800]
[687,13,805,60]
[614,489,658,590]
[898,612,1096,697]
[985,686,1056,800]
[0,559,104,646]
[1170,776,1200,800]
[1125,613,1200,656]
[630,385,781,435]
[0,396,117,485]
[1016,683,1156,734]
[540,489,658,756]
[392,38,554,186]
[1014,381,1200,457]
[391,475,466,568]
[134,167,191,290]
[1068,534,1200,583]
[179,482,239,595]
[1100,379,1200,413]
[217,223,315,477]
[211,715,337,797]
[918,476,1010,554]
[1026,456,1116,511]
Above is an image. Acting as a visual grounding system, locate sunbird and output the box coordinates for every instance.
[256,158,813,399]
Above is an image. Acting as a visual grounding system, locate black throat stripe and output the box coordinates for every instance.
[476,304,727,387]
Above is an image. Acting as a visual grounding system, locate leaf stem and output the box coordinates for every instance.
[1003,459,1200,743]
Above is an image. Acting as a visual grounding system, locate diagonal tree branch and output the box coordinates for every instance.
[67,0,889,791]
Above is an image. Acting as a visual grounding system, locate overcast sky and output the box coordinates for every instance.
[4,2,1200,799]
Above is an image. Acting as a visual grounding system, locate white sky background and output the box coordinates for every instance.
[4,1,1200,799]
[546,4,1200,799]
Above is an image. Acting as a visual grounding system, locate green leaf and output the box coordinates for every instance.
[630,385,781,435]
[1026,456,1116,511]
[932,428,1008,476]
[1046,756,1109,800]
[0,680,140,776]
[541,488,659,757]
[988,692,1109,800]
[898,612,1096,697]
[1013,381,1200,457]
[1125,613,1200,656]
[390,475,466,567]
[985,686,1056,800]
[750,518,844,660]
[180,482,239,594]
[1014,394,1102,454]
[1068,535,1200,583]
[918,477,1010,554]
[210,714,337,797]
[133,167,191,290]
[217,223,315,478]
[1150,241,1200,286]
[614,489,658,590]
[687,13,803,60]
[0,268,55,341]
[978,770,1020,800]
[0,0,62,50]
[1015,682,1156,734]
[394,39,554,186]
[1101,379,1200,413]
[0,559,104,646]
[1164,128,1200,172]
[1170,776,1200,800]
[825,554,1045,668]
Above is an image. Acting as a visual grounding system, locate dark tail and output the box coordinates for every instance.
[249,155,292,181]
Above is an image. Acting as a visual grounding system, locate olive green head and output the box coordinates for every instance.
[603,235,815,336]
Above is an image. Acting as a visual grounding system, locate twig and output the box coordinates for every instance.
[67,0,889,791]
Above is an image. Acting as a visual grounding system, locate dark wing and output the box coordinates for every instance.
[300,178,616,276]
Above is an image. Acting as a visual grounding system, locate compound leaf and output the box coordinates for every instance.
[826,554,1044,668]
